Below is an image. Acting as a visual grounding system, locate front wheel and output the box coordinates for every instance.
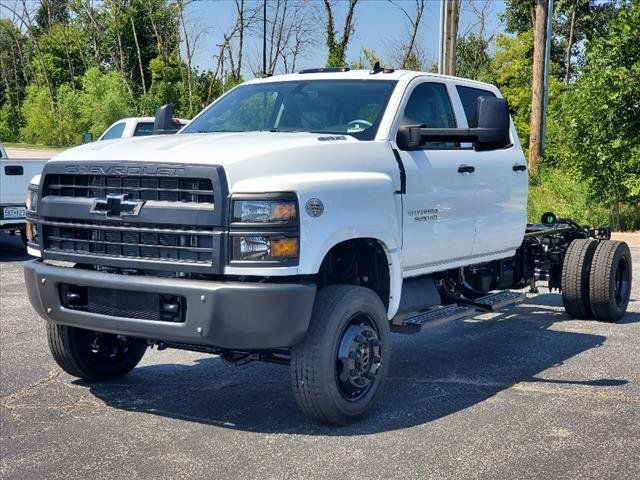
[290,285,390,425]
[47,324,147,381]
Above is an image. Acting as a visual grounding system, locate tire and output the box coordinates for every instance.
[47,323,147,381]
[561,238,598,318]
[589,240,632,322]
[290,285,390,425]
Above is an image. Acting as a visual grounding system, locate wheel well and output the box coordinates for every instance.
[316,238,390,309]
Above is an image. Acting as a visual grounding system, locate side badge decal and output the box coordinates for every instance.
[305,198,324,217]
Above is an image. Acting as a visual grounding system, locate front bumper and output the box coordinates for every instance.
[24,260,316,350]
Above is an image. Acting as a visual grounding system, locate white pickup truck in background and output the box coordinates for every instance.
[0,143,48,243]
[98,116,189,141]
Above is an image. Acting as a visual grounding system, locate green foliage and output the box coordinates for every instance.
[19,84,59,145]
[79,67,134,139]
[490,32,533,146]
[34,24,92,88]
[528,166,609,226]
[456,34,493,82]
[559,2,640,229]
[350,48,382,69]
[20,67,133,146]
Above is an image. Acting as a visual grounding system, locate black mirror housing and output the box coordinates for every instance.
[474,96,510,150]
[154,104,181,135]
[396,96,511,151]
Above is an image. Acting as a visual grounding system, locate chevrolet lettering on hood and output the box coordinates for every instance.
[63,164,185,176]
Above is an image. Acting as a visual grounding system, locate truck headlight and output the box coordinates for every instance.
[229,193,299,265]
[26,185,39,212]
[26,184,40,247]
[232,199,297,224]
[231,236,299,261]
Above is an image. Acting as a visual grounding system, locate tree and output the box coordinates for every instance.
[563,2,640,229]
[0,19,29,140]
[490,32,534,143]
[388,0,426,69]
[323,0,359,67]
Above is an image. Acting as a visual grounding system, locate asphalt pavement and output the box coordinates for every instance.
[1,231,639,479]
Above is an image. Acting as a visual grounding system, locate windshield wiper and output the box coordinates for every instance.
[268,128,306,133]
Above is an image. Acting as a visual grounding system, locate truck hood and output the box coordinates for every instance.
[49,131,379,192]
[51,131,357,166]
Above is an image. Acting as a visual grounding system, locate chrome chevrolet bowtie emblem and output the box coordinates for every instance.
[90,194,143,219]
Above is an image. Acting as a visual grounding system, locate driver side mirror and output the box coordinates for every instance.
[396,96,511,151]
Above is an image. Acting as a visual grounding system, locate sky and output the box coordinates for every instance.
[183,0,507,75]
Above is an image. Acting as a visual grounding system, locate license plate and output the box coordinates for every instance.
[3,206,26,219]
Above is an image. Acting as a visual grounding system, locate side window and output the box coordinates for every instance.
[133,122,155,137]
[101,122,126,140]
[456,86,496,128]
[403,82,457,148]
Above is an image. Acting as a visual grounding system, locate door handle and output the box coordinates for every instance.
[512,164,527,172]
[4,165,23,175]
[457,164,475,174]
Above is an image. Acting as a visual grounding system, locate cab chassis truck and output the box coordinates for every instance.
[23,68,633,425]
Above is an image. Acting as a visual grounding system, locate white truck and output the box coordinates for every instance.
[24,68,632,424]
[0,143,48,242]
[97,116,189,141]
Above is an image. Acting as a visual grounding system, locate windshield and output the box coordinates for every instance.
[183,80,397,140]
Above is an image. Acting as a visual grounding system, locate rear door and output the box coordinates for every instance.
[395,80,479,273]
[455,85,528,255]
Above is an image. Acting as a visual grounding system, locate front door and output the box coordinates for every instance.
[396,81,479,273]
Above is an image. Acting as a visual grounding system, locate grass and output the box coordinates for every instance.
[2,142,65,151]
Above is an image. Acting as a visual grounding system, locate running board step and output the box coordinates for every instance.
[392,305,476,333]
[471,290,526,311]
[391,290,527,334]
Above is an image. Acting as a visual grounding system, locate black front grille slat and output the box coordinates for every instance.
[43,221,214,264]
[45,175,214,204]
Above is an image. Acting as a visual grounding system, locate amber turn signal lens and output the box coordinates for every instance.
[270,238,298,258]
[270,202,297,222]
[26,222,33,242]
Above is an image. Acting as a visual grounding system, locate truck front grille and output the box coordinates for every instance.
[44,174,214,204]
[43,220,214,264]
[36,162,227,273]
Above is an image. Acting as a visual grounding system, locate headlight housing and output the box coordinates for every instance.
[232,199,297,224]
[229,193,299,265]
[25,184,40,246]
[26,184,39,212]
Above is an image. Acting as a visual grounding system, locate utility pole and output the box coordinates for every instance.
[438,0,445,74]
[528,0,550,170]
[262,0,267,76]
[541,0,554,152]
[445,0,459,76]
[440,0,459,76]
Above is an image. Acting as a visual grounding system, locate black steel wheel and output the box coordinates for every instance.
[335,314,383,402]
[47,324,147,381]
[291,285,390,425]
[561,238,598,319]
[589,241,632,322]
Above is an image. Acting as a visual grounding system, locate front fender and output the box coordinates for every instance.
[231,172,404,318]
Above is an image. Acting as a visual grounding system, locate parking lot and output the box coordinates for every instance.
[1,231,639,479]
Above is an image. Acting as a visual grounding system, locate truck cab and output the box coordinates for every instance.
[24,69,632,424]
